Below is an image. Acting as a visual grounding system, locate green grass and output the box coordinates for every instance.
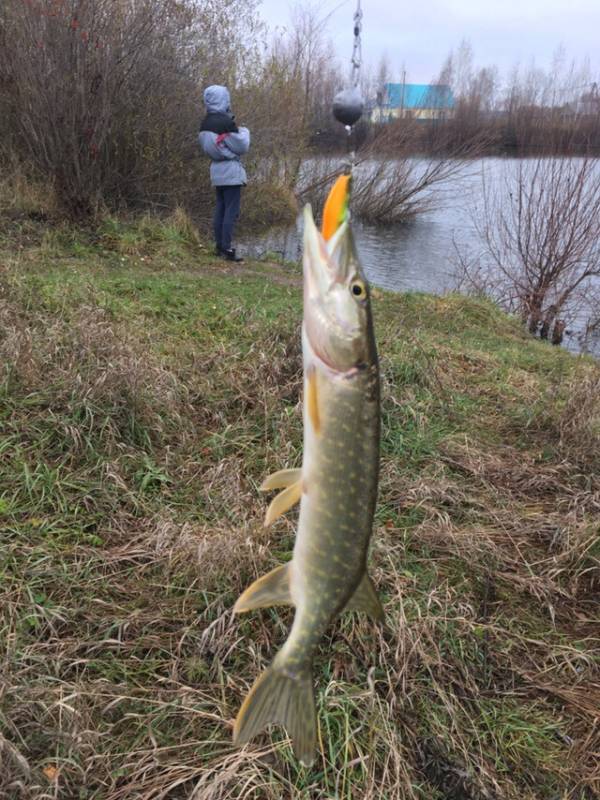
[0,210,599,799]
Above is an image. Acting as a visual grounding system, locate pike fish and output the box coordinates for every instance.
[233,176,382,765]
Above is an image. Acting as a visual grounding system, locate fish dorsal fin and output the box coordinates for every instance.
[233,563,293,613]
[264,480,303,526]
[342,572,385,622]
[260,468,302,491]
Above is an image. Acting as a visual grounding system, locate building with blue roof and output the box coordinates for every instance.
[371,82,455,122]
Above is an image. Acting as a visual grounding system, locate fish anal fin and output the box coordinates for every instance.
[343,572,385,622]
[306,366,321,434]
[264,480,302,526]
[233,663,316,766]
[260,468,302,492]
[233,563,293,613]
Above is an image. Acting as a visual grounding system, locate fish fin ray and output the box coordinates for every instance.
[306,366,321,434]
[233,563,293,613]
[233,663,316,765]
[343,572,385,622]
[264,481,302,526]
[260,468,302,492]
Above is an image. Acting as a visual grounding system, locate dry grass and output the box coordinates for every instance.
[0,214,599,799]
[0,161,59,221]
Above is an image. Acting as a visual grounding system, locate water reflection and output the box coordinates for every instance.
[240,203,470,295]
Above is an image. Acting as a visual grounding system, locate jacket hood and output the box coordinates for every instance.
[204,85,231,114]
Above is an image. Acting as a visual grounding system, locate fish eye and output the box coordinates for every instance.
[350,280,366,299]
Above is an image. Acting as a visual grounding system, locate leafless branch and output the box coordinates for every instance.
[454,157,600,344]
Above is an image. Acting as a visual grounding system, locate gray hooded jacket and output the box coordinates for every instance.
[198,86,250,187]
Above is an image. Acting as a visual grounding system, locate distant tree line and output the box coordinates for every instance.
[313,40,600,157]
[430,41,600,156]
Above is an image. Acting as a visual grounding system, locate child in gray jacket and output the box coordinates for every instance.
[199,85,250,262]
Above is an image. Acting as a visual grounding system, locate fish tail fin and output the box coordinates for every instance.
[233,662,316,766]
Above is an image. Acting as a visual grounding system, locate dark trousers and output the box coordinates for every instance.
[213,185,241,252]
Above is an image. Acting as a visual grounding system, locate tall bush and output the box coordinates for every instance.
[0,0,261,218]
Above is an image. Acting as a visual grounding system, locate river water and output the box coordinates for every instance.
[240,157,600,356]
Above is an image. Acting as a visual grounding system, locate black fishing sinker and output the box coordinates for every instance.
[333,87,364,127]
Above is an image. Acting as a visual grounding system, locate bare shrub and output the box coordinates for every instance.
[297,119,483,223]
[234,1,343,213]
[454,157,600,343]
[578,285,600,352]
[236,51,306,190]
[0,0,261,218]
[0,0,345,227]
[240,182,298,231]
[0,157,58,219]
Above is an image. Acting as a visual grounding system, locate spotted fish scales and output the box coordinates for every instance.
[233,176,382,765]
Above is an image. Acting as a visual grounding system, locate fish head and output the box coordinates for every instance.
[303,203,373,373]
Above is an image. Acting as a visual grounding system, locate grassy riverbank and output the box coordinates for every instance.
[1,209,599,799]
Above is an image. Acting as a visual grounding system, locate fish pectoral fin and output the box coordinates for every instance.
[234,663,316,766]
[264,481,302,526]
[233,563,293,613]
[343,572,385,622]
[260,468,302,492]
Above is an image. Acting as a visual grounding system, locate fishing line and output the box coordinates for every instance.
[332,0,364,180]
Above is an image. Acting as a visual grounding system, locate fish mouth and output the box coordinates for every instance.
[303,173,354,295]
[302,204,352,298]
[302,204,361,373]
[303,204,333,298]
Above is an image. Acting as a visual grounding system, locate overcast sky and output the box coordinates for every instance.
[257,0,600,85]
